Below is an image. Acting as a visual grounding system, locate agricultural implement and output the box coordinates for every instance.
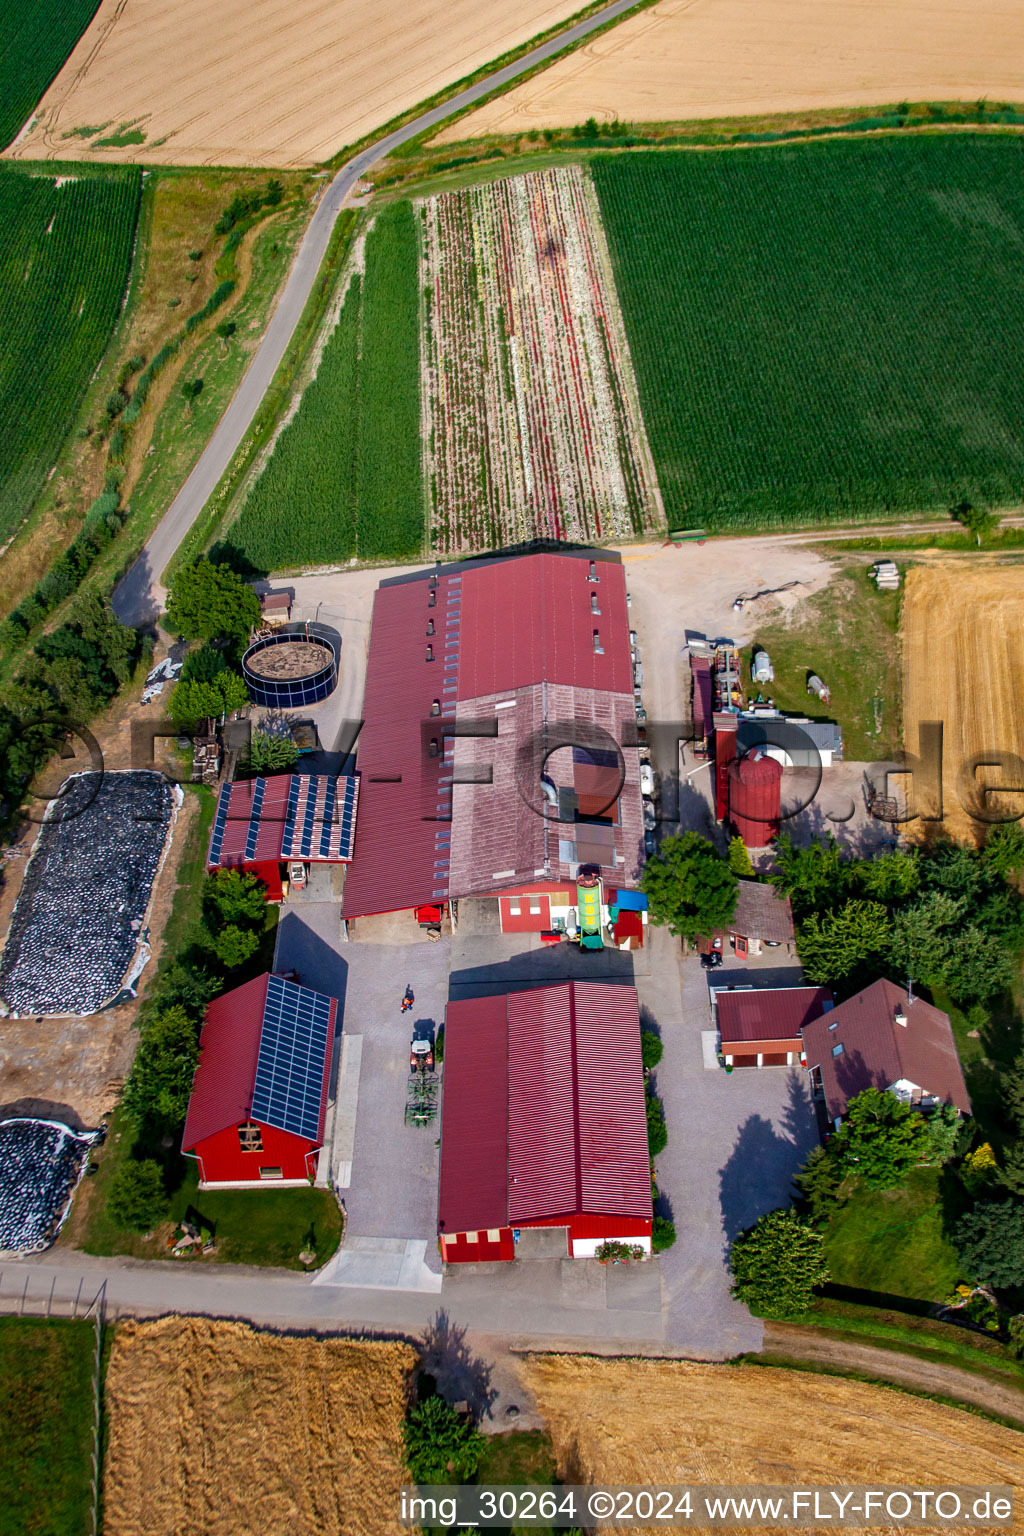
[405,1076,438,1127]
[665,527,707,547]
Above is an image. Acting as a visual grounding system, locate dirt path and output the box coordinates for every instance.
[763,1321,1024,1428]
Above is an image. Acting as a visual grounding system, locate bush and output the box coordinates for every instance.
[204,868,267,927]
[646,1091,667,1157]
[108,1159,168,1232]
[728,1208,830,1318]
[247,730,299,772]
[640,1029,663,1070]
[122,1005,200,1125]
[404,1395,484,1484]
[652,1215,677,1252]
[955,1199,1024,1288]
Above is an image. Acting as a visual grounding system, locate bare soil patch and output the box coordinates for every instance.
[900,560,1024,843]
[103,1317,415,1536]
[436,0,1024,141]
[524,1354,1023,1533]
[9,0,591,170]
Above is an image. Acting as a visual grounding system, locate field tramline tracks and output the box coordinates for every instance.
[420,164,661,555]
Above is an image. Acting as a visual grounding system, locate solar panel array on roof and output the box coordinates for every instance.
[250,975,333,1141]
[208,783,232,864]
[244,779,267,860]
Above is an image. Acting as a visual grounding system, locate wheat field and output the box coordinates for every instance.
[103,1317,416,1536]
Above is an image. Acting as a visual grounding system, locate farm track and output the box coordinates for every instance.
[762,1322,1024,1429]
[111,0,650,626]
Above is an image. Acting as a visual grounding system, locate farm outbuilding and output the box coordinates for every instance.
[728,751,783,849]
[712,985,833,1068]
[207,772,359,900]
[182,973,337,1188]
[438,981,652,1262]
[699,879,795,959]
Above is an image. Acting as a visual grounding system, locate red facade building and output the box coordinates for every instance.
[182,973,337,1188]
[438,981,653,1262]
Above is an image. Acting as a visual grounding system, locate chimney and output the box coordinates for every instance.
[894,1004,907,1027]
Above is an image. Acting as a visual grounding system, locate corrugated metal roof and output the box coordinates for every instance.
[802,977,971,1120]
[573,982,651,1217]
[437,996,509,1233]
[507,987,578,1221]
[182,973,270,1148]
[209,774,358,869]
[439,982,653,1236]
[716,986,831,1044]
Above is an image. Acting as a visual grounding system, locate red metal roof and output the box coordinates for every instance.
[458,553,632,698]
[438,981,653,1237]
[716,986,832,1045]
[209,774,358,868]
[343,552,638,919]
[182,973,269,1148]
[437,995,509,1234]
[802,977,971,1120]
[182,972,336,1149]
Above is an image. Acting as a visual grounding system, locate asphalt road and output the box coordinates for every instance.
[111,0,651,629]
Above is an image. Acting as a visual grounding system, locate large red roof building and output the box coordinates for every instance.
[438,981,653,1263]
[342,551,644,928]
[182,972,337,1188]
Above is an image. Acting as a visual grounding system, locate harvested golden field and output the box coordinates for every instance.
[901,562,1024,843]
[435,0,1024,141]
[103,1317,415,1536]
[524,1355,1023,1534]
[7,0,589,169]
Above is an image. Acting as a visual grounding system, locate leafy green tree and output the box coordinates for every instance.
[952,500,998,546]
[246,730,299,772]
[215,320,236,344]
[982,821,1024,877]
[646,1092,667,1156]
[887,892,965,984]
[180,376,203,410]
[831,1088,928,1189]
[1003,1051,1024,1128]
[640,1029,663,1070]
[404,1396,485,1483]
[642,833,738,942]
[995,1137,1024,1197]
[793,1143,847,1224]
[165,560,260,644]
[181,643,226,684]
[944,927,1012,1004]
[218,670,250,714]
[728,1208,829,1318]
[923,1103,962,1165]
[796,899,890,986]
[652,1215,677,1251]
[768,832,848,918]
[152,959,221,1017]
[123,1006,200,1124]
[204,869,267,927]
[728,836,755,878]
[955,1199,1024,1288]
[108,1159,168,1232]
[168,677,225,729]
[214,924,260,969]
[857,848,920,901]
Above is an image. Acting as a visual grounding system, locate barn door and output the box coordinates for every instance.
[735,935,748,958]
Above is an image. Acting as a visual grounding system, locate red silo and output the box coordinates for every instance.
[729,750,783,849]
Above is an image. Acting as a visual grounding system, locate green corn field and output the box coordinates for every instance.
[0,163,141,544]
[230,200,423,570]
[0,0,101,151]
[593,135,1024,530]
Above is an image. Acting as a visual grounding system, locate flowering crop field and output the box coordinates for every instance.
[420,166,661,555]
[593,135,1024,530]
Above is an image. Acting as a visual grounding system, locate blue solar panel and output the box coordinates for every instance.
[251,974,333,1140]
[208,784,232,863]
[244,778,266,860]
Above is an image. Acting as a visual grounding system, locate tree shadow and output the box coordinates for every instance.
[419,1310,498,1422]
[718,1081,818,1250]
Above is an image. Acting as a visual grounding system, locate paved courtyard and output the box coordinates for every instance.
[275,894,820,1356]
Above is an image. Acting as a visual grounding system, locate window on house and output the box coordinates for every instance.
[259,1166,283,1180]
[508,900,521,915]
[465,1230,478,1243]
[238,1122,263,1152]
[529,900,542,915]
[487,1228,501,1242]
[832,1042,844,1057]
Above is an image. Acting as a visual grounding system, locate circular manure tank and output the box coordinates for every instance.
[241,627,339,708]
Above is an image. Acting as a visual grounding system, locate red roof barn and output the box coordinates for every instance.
[207,772,359,900]
[342,551,644,921]
[182,972,337,1188]
[802,978,971,1126]
[438,981,653,1263]
[713,984,833,1068]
